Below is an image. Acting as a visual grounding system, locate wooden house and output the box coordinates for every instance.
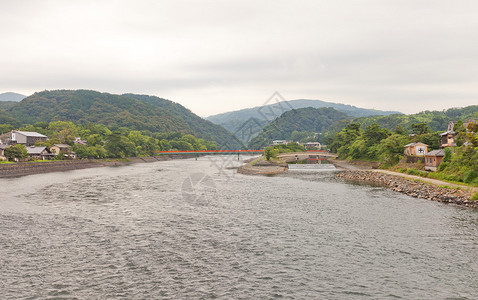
[424,149,445,171]
[50,144,77,159]
[11,131,48,146]
[26,146,54,160]
[404,142,428,156]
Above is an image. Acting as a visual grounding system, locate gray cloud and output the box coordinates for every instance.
[0,0,477,116]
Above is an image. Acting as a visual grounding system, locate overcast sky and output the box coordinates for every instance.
[1,1,477,116]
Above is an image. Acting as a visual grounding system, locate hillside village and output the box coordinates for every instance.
[402,121,477,171]
[0,130,81,161]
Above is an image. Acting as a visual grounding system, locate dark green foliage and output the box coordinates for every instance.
[249,107,348,149]
[411,123,430,135]
[7,90,242,149]
[443,148,452,163]
[463,170,478,184]
[351,105,478,133]
[264,147,274,161]
[415,133,440,150]
[363,123,391,146]
[271,142,306,153]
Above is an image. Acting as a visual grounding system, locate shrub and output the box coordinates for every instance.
[438,162,448,172]
[472,192,478,201]
[464,170,478,183]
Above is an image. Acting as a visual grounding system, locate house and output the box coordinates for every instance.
[26,146,54,160]
[11,131,48,146]
[440,122,456,148]
[424,149,445,171]
[50,144,77,159]
[304,142,321,150]
[404,142,428,156]
[272,140,289,145]
[74,137,87,145]
[0,144,7,161]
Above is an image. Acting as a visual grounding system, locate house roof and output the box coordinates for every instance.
[14,131,47,138]
[0,144,8,150]
[404,142,428,147]
[26,146,48,155]
[425,149,445,157]
[440,131,455,136]
[52,144,71,148]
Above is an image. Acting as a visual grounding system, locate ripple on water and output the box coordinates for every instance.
[1,159,478,299]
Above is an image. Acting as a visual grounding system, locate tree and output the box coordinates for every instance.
[104,131,136,158]
[4,144,28,161]
[411,123,430,135]
[363,123,391,146]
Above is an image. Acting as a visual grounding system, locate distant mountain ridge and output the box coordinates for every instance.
[2,90,243,148]
[206,99,401,143]
[248,107,349,149]
[0,92,26,102]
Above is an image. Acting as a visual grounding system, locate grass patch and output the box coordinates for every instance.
[472,192,478,201]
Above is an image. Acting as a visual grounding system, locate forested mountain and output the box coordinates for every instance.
[352,105,478,132]
[248,107,349,149]
[207,99,401,143]
[0,92,26,102]
[4,90,242,148]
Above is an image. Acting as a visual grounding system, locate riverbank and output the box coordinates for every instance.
[0,155,195,178]
[336,170,477,208]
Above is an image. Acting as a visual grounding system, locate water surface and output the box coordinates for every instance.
[1,157,477,299]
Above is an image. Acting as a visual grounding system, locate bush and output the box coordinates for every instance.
[464,170,478,183]
[438,162,448,172]
[472,192,478,201]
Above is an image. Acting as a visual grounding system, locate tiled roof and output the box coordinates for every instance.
[425,149,445,157]
[14,131,47,138]
[53,144,71,148]
[26,146,48,155]
[404,142,428,147]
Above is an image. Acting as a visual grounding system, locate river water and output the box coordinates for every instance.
[1,157,478,299]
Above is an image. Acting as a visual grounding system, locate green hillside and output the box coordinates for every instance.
[207,99,401,143]
[6,90,242,149]
[352,105,478,132]
[248,107,349,149]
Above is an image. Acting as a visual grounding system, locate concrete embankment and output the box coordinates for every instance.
[336,171,477,208]
[0,155,195,178]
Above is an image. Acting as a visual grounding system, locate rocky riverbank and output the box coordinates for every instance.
[336,171,477,208]
[0,155,195,178]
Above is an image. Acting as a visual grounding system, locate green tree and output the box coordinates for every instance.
[363,123,391,146]
[4,144,28,161]
[104,131,137,158]
[411,123,430,135]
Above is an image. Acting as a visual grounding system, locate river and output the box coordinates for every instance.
[1,157,477,299]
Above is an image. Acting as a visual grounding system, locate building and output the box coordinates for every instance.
[304,142,321,150]
[440,122,456,148]
[26,146,54,160]
[0,144,7,160]
[404,142,428,156]
[74,137,88,145]
[424,149,445,171]
[11,131,48,146]
[50,144,76,159]
[272,140,289,145]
